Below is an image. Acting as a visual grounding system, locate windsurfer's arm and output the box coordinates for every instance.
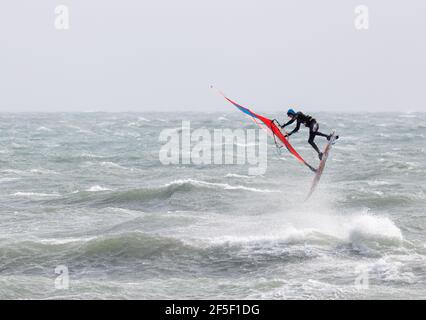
[280,118,295,128]
[287,120,301,136]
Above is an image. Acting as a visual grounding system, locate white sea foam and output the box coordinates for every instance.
[30,168,58,175]
[12,192,61,198]
[165,179,278,193]
[179,209,404,254]
[138,117,150,122]
[0,177,19,183]
[225,173,256,179]
[346,214,403,251]
[367,180,391,186]
[1,169,26,175]
[367,258,416,283]
[100,161,128,170]
[86,185,112,192]
[38,236,97,245]
[10,143,26,148]
[80,153,107,159]
[36,126,53,132]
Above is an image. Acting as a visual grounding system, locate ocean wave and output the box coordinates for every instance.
[54,178,274,207]
[79,153,108,159]
[52,153,113,163]
[42,178,279,215]
[10,143,26,149]
[200,227,329,247]
[366,180,392,186]
[80,232,186,258]
[183,210,405,255]
[0,177,20,183]
[100,161,129,170]
[38,236,97,245]
[30,168,59,175]
[0,232,198,272]
[12,192,61,198]
[225,173,257,179]
[346,215,403,253]
[399,114,417,118]
[127,117,151,127]
[1,169,26,175]
[52,186,179,207]
[1,168,58,177]
[85,185,113,192]
[165,179,278,193]
[36,126,53,132]
[0,209,412,281]
[367,257,416,284]
[344,190,423,206]
[0,230,320,276]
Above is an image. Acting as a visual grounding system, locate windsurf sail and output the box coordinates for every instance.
[216,89,316,173]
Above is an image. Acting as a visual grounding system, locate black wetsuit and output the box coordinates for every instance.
[281,112,328,155]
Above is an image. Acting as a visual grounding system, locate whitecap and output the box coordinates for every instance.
[367,257,416,284]
[86,185,112,192]
[36,126,53,132]
[225,173,256,179]
[100,161,127,170]
[346,215,403,251]
[38,236,97,245]
[1,169,26,175]
[80,153,106,159]
[0,177,19,183]
[10,143,26,149]
[165,179,278,193]
[367,180,391,186]
[12,192,61,198]
[30,168,59,175]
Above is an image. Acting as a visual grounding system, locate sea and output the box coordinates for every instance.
[0,112,425,299]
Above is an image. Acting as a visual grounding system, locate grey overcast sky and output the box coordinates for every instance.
[0,0,425,112]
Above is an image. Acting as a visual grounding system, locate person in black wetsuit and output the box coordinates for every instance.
[280,108,335,160]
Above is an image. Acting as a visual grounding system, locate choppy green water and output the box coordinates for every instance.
[0,112,425,299]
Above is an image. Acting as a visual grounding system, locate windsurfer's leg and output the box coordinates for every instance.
[308,131,321,154]
[316,131,328,138]
[312,122,328,138]
[309,122,323,159]
[308,138,321,154]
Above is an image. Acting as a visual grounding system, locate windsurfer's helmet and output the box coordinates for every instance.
[287,109,296,117]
